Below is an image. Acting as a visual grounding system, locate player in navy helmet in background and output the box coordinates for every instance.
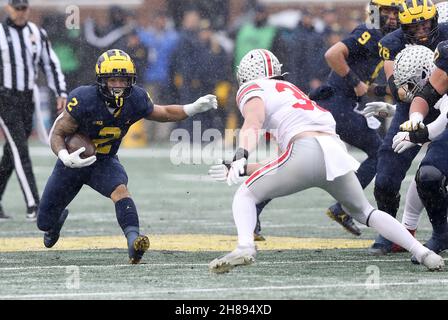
[255,0,401,239]
[37,49,217,264]
[394,39,448,256]
[368,0,448,254]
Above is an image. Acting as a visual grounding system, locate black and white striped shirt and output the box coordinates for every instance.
[0,18,66,97]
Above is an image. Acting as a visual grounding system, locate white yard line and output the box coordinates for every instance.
[1,278,448,299]
[0,257,445,271]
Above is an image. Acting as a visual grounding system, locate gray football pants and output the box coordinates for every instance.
[242,137,373,225]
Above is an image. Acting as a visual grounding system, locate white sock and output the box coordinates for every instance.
[233,184,258,248]
[402,179,423,231]
[368,209,428,259]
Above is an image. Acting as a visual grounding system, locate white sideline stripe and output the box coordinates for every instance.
[0,258,443,271]
[1,279,448,299]
[0,117,35,208]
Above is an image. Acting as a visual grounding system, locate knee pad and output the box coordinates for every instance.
[415,165,448,212]
[374,186,400,217]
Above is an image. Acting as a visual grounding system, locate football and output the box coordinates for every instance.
[65,132,96,159]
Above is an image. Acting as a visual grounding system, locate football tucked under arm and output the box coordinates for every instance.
[50,110,97,168]
[65,133,96,159]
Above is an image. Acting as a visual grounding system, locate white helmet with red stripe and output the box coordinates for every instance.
[236,49,283,86]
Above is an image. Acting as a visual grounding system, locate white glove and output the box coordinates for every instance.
[400,112,425,131]
[227,158,247,186]
[183,94,218,116]
[58,148,97,168]
[361,102,396,118]
[392,132,416,154]
[208,159,229,182]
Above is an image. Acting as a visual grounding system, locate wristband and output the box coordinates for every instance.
[409,127,430,144]
[343,70,361,88]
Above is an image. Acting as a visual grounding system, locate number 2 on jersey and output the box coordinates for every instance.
[275,82,328,112]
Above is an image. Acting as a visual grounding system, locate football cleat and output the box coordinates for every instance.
[209,245,256,274]
[129,235,150,264]
[44,209,69,248]
[26,206,37,222]
[391,229,416,253]
[254,211,265,241]
[423,231,448,254]
[254,233,266,241]
[326,203,362,236]
[420,250,445,271]
[368,234,393,255]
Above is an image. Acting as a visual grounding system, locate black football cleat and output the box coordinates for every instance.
[129,235,150,264]
[44,209,69,248]
[424,231,448,254]
[326,203,362,236]
[368,234,393,255]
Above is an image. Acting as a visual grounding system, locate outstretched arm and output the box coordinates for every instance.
[146,94,218,122]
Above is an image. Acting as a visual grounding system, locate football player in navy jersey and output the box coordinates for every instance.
[394,40,448,255]
[36,49,217,264]
[253,0,401,239]
[368,0,448,254]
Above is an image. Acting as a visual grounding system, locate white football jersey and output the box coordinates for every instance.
[236,79,336,151]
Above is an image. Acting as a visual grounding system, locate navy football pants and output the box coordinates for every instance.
[37,156,128,231]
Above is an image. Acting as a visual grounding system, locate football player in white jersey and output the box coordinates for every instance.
[207,49,444,273]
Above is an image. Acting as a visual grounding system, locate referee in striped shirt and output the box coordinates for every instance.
[0,0,67,220]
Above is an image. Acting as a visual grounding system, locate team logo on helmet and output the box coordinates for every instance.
[95,49,137,104]
[399,0,439,45]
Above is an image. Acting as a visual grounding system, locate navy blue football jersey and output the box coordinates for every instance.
[65,85,154,157]
[435,40,448,73]
[379,23,448,61]
[328,24,385,94]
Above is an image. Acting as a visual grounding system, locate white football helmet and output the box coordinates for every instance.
[437,1,448,23]
[236,49,282,86]
[393,45,436,103]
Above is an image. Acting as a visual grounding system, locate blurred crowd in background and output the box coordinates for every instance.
[1,0,370,145]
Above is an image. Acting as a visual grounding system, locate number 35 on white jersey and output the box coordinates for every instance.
[236,79,337,151]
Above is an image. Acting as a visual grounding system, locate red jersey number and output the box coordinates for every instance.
[275,82,328,112]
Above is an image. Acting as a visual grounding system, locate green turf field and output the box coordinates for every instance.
[0,142,447,300]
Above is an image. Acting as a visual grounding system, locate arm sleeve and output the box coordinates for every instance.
[39,28,67,97]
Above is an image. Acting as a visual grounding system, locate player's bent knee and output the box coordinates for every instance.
[110,184,131,203]
[234,183,262,204]
[416,165,447,197]
[36,209,51,231]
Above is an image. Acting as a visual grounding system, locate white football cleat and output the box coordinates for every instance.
[209,245,256,274]
[420,250,445,271]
